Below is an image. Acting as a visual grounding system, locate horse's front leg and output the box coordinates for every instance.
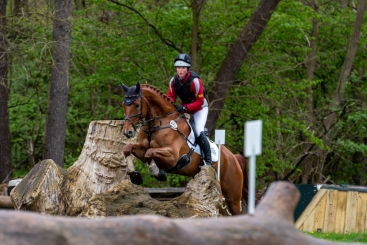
[144,146,176,164]
[123,143,153,185]
[144,147,177,182]
[123,143,150,163]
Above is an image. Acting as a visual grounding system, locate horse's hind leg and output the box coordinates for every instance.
[148,160,167,182]
[225,198,242,215]
[221,183,242,215]
[220,168,243,215]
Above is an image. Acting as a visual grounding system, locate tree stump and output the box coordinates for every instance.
[79,166,222,218]
[1,181,364,245]
[11,120,138,216]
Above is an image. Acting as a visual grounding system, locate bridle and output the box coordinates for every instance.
[123,94,145,133]
[123,94,186,144]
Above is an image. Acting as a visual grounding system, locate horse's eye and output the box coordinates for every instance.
[135,104,139,109]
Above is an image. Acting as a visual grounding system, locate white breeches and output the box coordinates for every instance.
[193,107,208,136]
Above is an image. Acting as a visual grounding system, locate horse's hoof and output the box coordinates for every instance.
[128,171,143,185]
[153,169,167,182]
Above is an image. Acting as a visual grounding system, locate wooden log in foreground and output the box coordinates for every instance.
[0,196,13,209]
[0,181,363,245]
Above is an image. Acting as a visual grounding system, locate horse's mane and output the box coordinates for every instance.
[141,84,175,105]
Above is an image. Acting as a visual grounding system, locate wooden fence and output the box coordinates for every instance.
[296,185,367,234]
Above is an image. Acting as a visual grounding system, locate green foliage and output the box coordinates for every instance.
[6,0,367,188]
[8,11,52,170]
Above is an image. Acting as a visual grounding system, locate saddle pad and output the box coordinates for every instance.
[187,124,219,162]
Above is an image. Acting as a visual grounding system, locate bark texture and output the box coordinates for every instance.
[1,181,364,245]
[301,0,319,184]
[79,166,222,218]
[44,0,73,167]
[206,0,281,136]
[0,0,12,184]
[0,196,13,208]
[11,120,137,216]
[190,0,206,71]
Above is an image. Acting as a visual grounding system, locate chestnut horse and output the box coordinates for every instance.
[121,82,248,215]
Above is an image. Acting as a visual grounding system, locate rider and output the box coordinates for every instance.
[167,53,213,167]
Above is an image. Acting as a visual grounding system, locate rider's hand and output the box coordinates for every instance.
[175,104,187,112]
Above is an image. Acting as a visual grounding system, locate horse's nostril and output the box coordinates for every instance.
[124,131,134,138]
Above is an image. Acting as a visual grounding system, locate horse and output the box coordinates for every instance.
[120,82,249,215]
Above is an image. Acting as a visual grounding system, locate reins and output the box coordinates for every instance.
[124,94,189,147]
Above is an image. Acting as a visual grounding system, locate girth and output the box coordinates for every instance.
[164,148,194,173]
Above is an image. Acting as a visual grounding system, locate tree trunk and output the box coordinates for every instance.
[0,0,12,184]
[0,196,13,208]
[190,0,205,72]
[301,1,319,184]
[324,0,367,132]
[44,0,73,167]
[1,181,365,245]
[284,0,367,184]
[206,0,281,136]
[314,0,367,180]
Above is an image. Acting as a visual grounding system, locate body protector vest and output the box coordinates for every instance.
[173,71,205,104]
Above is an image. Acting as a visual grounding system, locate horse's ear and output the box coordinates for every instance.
[135,82,141,94]
[120,82,129,93]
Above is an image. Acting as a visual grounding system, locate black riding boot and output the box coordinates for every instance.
[197,131,213,166]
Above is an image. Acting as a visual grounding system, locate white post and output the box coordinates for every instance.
[248,154,256,214]
[244,120,262,215]
[217,142,221,181]
[215,130,225,182]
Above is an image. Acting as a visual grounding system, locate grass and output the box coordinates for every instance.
[305,232,367,243]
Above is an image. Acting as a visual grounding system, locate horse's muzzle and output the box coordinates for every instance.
[124,130,135,138]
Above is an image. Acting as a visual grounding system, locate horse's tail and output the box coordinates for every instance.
[235,154,249,205]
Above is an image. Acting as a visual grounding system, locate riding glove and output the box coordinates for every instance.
[175,105,187,112]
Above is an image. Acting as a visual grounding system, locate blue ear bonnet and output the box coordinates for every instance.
[121,82,142,105]
[124,87,142,105]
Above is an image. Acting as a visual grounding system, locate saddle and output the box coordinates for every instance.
[164,118,218,173]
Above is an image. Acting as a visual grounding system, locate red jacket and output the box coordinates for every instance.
[167,72,205,114]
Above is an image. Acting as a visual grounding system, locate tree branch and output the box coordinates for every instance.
[108,0,181,52]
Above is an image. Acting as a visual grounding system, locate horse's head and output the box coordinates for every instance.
[121,82,145,138]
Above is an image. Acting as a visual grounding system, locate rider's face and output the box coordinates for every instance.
[176,67,189,79]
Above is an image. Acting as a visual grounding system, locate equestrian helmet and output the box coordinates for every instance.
[174,53,191,67]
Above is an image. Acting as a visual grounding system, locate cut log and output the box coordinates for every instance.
[0,196,13,209]
[0,181,363,245]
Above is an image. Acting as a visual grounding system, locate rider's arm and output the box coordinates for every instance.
[167,78,177,103]
[184,78,205,113]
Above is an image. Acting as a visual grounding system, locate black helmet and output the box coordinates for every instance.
[174,53,191,67]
